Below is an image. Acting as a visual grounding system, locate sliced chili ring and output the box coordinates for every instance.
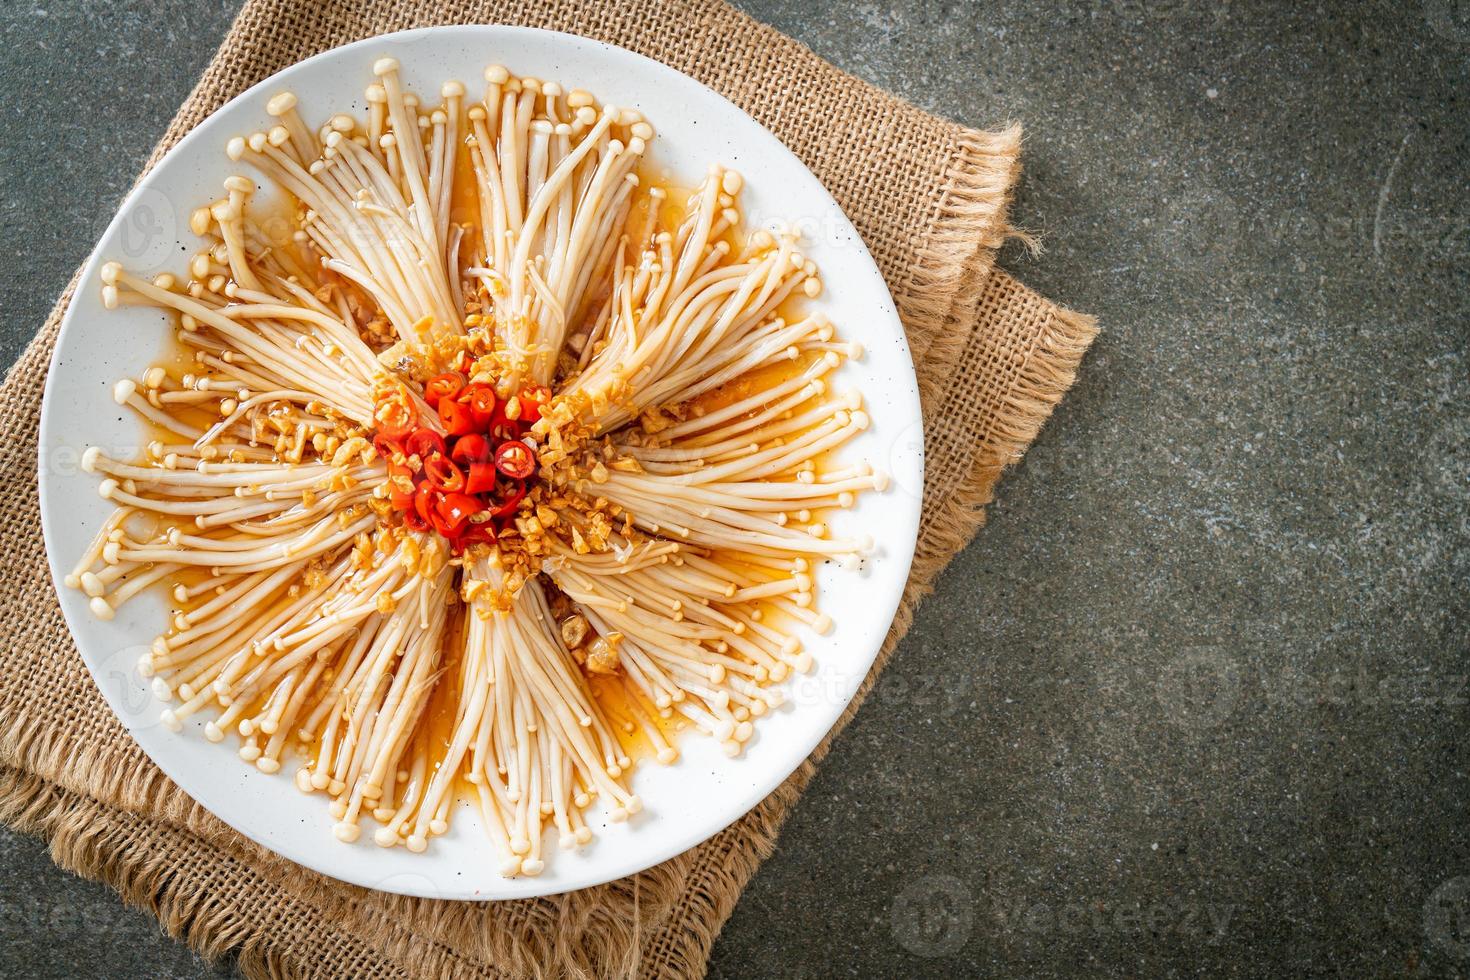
[413,483,436,527]
[374,396,418,439]
[429,511,456,539]
[464,460,499,495]
[404,429,447,461]
[487,418,519,443]
[372,432,404,462]
[518,384,550,422]
[385,457,415,504]
[450,433,492,465]
[461,526,492,545]
[438,397,477,437]
[486,401,509,434]
[423,372,465,408]
[422,453,465,493]
[494,440,536,480]
[434,492,481,537]
[461,384,498,429]
[402,507,430,533]
[387,468,415,508]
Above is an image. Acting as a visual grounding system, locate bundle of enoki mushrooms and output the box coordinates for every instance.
[70,56,885,876]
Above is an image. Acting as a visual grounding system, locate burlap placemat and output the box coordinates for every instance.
[0,0,1096,975]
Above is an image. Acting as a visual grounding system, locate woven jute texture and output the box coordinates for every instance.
[0,0,1097,976]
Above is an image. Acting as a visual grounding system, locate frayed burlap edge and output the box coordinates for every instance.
[900,127,1024,394]
[0,766,403,979]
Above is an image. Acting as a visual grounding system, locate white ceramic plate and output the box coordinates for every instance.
[38,25,923,900]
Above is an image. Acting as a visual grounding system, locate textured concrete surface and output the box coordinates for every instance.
[2,1,1467,977]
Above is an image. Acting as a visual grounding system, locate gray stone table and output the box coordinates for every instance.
[1,1,1466,976]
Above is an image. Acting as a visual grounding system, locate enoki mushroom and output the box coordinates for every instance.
[70,56,887,876]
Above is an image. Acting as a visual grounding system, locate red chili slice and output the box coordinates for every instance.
[486,399,511,435]
[374,398,417,439]
[459,523,495,545]
[422,453,465,493]
[450,434,492,465]
[381,379,552,545]
[387,465,415,508]
[404,429,446,461]
[413,483,436,526]
[386,457,414,503]
[438,398,477,437]
[494,441,535,480]
[518,385,550,422]
[464,460,499,495]
[461,384,498,429]
[434,492,481,537]
[372,432,403,462]
[423,372,465,408]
